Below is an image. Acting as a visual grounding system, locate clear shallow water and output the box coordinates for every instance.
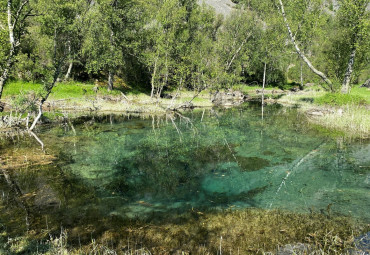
[0,104,369,236]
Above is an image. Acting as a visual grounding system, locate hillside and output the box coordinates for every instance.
[198,0,236,16]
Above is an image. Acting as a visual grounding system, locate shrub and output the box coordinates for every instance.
[11,90,40,114]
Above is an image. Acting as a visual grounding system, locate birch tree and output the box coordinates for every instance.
[338,0,369,93]
[277,0,333,88]
[81,0,126,91]
[0,0,32,110]
[29,0,85,130]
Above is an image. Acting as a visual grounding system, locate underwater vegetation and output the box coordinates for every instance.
[0,104,369,254]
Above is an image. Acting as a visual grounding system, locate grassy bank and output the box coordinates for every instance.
[276,86,370,139]
[2,81,370,138]
[2,81,213,115]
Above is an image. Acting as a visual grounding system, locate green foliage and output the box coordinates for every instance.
[322,0,370,85]
[315,93,367,106]
[1,0,369,99]
[2,80,126,101]
[10,90,40,114]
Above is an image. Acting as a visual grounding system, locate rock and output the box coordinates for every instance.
[306,108,334,117]
[352,232,370,254]
[277,243,314,255]
[290,86,300,92]
[308,111,324,116]
[162,93,173,99]
[305,83,315,87]
[360,79,370,88]
[198,0,236,17]
[0,102,5,112]
[212,90,247,106]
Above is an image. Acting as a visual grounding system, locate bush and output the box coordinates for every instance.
[11,90,40,114]
[315,93,367,106]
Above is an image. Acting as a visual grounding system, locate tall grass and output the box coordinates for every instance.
[277,85,370,139]
[309,105,370,139]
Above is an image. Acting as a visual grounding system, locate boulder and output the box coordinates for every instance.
[212,90,247,106]
[0,102,5,112]
[360,79,370,88]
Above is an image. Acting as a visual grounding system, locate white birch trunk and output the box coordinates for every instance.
[151,58,158,99]
[108,71,114,91]
[341,48,356,94]
[64,61,73,81]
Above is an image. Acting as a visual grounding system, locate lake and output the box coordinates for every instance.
[0,103,369,253]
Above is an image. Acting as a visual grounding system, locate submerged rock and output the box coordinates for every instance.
[237,156,270,172]
[352,232,370,254]
[277,243,314,255]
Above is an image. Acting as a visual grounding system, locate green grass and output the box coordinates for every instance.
[350,85,370,104]
[2,81,42,97]
[3,81,123,100]
[312,85,370,107]
[50,82,96,99]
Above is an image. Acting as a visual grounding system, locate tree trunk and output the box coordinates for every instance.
[300,61,303,89]
[108,71,114,91]
[64,61,73,81]
[226,34,251,71]
[277,0,332,88]
[262,62,266,120]
[0,56,12,104]
[0,0,16,106]
[341,47,356,94]
[29,61,63,131]
[151,58,158,99]
[64,40,73,81]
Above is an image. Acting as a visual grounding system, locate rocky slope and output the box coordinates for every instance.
[198,0,236,16]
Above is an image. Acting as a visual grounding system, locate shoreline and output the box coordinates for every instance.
[1,87,369,139]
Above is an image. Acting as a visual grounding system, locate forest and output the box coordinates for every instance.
[1,0,369,102]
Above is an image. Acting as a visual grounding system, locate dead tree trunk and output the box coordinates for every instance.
[29,62,63,131]
[341,47,356,94]
[277,0,332,88]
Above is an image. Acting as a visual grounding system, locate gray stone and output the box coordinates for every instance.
[360,79,370,88]
[198,0,236,16]
[277,243,314,255]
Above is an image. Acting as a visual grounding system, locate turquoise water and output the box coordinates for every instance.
[0,104,369,237]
